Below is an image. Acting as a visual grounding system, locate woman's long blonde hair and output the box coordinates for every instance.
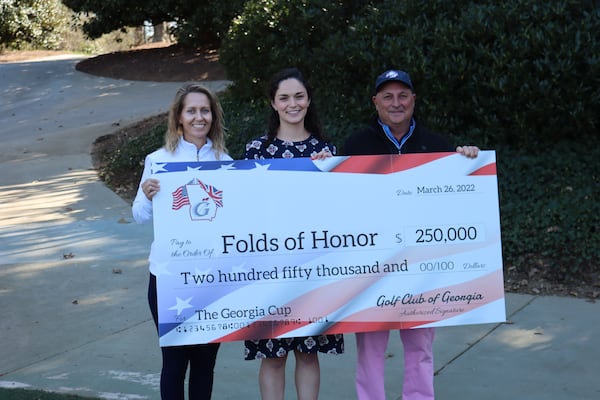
[164,83,228,159]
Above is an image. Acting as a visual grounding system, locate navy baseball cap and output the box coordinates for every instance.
[375,70,414,93]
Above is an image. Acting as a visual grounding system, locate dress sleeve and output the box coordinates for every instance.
[327,142,337,156]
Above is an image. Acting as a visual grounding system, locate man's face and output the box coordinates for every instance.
[372,82,416,128]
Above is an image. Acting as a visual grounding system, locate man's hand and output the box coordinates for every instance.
[455,145,479,158]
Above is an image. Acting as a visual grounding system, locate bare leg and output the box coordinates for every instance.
[259,356,287,400]
[294,351,320,400]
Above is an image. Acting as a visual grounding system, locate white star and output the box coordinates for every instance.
[186,165,202,171]
[168,296,194,315]
[153,261,172,277]
[152,163,168,173]
[218,163,236,170]
[253,162,271,171]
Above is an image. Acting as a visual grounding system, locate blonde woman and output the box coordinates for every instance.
[132,83,232,399]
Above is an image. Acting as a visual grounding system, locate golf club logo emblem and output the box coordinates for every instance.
[171,178,223,221]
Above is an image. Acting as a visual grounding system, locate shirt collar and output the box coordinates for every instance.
[377,118,416,151]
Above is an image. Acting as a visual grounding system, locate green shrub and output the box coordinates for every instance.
[221,0,374,99]
[220,93,268,159]
[98,123,165,191]
[173,0,246,46]
[497,141,599,282]
[0,0,71,51]
[221,0,599,150]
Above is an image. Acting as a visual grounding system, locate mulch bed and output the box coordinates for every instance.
[75,43,227,82]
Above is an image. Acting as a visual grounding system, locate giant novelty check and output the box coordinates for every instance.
[151,151,505,346]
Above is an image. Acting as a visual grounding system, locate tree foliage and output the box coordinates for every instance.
[221,0,374,100]
[170,0,245,47]
[0,0,71,50]
[61,0,244,46]
[62,0,171,38]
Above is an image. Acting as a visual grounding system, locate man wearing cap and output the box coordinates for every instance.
[343,69,478,400]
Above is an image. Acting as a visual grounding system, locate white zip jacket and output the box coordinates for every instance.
[131,137,232,274]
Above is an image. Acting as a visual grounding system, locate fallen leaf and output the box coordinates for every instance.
[518,279,528,286]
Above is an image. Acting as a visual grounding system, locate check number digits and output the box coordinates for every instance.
[175,321,250,334]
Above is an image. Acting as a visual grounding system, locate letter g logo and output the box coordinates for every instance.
[194,202,210,217]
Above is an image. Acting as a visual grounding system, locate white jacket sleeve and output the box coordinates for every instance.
[131,154,154,224]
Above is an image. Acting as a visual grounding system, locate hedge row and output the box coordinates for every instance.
[496,141,599,282]
[221,0,599,151]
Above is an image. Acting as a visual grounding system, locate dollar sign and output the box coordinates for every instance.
[395,233,403,243]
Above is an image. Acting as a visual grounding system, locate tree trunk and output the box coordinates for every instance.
[152,22,167,43]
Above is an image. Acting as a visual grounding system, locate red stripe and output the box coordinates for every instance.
[213,320,313,342]
[321,321,435,334]
[469,162,496,176]
[172,199,189,210]
[208,320,436,343]
[332,153,452,174]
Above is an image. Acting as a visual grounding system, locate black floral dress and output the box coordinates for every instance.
[244,135,336,160]
[243,134,344,359]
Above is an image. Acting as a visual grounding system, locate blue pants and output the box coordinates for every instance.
[148,274,220,400]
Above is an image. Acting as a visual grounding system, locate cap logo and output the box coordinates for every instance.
[385,71,400,78]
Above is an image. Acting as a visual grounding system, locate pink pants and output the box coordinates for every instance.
[355,328,435,400]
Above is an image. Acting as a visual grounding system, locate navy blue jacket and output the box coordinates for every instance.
[343,118,453,155]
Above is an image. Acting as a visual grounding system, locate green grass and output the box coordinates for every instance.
[0,388,100,400]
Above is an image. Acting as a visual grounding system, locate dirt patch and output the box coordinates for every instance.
[1,42,226,82]
[91,113,167,201]
[75,43,227,82]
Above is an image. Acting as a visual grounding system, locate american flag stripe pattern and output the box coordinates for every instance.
[154,153,496,176]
